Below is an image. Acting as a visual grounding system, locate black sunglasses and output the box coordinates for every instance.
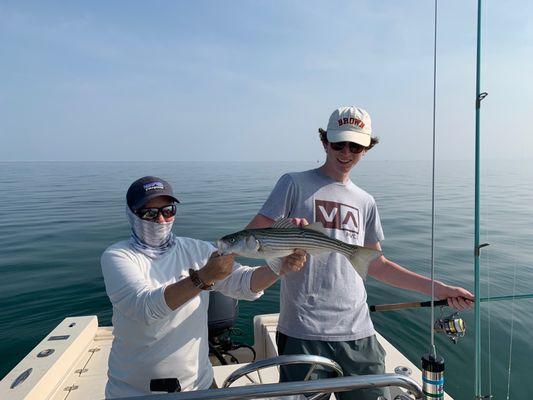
[135,204,177,221]
[329,141,366,154]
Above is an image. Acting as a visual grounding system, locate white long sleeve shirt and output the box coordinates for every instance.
[101,236,263,399]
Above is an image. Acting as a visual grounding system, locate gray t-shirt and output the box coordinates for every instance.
[259,168,384,341]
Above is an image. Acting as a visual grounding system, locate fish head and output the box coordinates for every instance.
[216,230,260,256]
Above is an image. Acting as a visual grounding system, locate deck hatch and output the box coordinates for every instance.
[10,368,32,389]
[48,335,70,341]
[37,349,55,357]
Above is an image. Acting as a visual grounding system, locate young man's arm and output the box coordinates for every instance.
[246,214,308,290]
[249,250,307,292]
[366,242,474,310]
[247,214,275,229]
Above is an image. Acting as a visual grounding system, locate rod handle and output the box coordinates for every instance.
[369,299,448,312]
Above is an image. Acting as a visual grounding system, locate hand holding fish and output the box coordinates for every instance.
[198,251,235,285]
[279,249,307,275]
[435,283,475,311]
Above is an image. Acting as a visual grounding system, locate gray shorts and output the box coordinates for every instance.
[276,332,390,400]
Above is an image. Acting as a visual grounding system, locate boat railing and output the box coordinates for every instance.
[124,373,424,400]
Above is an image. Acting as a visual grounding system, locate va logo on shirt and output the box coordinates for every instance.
[315,200,359,233]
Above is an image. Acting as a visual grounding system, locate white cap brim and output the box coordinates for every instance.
[327,130,371,147]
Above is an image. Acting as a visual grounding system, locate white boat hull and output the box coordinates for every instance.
[0,315,452,399]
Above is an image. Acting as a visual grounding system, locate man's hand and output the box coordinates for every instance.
[436,283,475,311]
[279,249,307,276]
[165,251,234,310]
[198,251,235,285]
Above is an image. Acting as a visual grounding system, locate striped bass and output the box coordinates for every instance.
[216,219,382,279]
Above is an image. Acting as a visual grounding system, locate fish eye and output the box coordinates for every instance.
[229,238,235,243]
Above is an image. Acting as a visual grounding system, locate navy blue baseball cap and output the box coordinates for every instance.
[126,176,180,211]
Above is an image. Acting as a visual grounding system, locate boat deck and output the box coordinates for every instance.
[0,315,452,399]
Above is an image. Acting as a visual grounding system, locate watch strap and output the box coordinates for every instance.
[189,268,214,291]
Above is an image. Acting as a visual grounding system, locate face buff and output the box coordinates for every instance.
[126,207,176,258]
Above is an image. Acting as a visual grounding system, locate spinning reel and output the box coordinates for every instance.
[434,309,466,344]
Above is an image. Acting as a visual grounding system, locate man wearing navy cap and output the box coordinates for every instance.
[101,176,307,398]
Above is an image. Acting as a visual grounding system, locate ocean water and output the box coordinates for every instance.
[0,160,532,399]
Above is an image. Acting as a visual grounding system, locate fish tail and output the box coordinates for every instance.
[348,246,382,280]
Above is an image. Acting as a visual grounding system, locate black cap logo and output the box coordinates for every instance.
[143,181,165,192]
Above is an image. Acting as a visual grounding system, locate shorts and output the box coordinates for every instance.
[276,332,390,400]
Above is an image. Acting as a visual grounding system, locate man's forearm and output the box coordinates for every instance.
[367,251,475,312]
[247,214,275,229]
[164,278,203,310]
[250,265,279,293]
[368,256,442,296]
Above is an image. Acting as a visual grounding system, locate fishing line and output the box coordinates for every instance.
[429,0,439,360]
[484,221,493,396]
[505,245,518,400]
[480,109,492,396]
[419,4,447,397]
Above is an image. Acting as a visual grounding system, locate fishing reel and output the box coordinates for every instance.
[434,309,466,344]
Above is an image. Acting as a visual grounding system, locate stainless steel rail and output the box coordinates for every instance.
[223,354,344,388]
[127,373,424,400]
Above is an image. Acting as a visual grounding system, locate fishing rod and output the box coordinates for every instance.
[369,293,533,312]
[474,0,485,395]
[372,294,533,347]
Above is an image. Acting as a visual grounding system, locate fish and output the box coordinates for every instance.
[216,218,382,280]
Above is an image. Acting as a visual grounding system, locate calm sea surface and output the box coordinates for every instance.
[1,160,532,399]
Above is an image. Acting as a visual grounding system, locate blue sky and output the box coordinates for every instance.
[1,1,531,161]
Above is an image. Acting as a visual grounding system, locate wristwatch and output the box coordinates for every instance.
[189,268,214,291]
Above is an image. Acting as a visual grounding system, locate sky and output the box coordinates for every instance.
[0,1,531,162]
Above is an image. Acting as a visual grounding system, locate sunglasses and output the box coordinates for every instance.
[329,141,366,154]
[135,204,177,221]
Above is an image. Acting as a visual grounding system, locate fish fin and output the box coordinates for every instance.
[272,218,298,229]
[303,222,328,235]
[272,218,329,235]
[349,246,382,280]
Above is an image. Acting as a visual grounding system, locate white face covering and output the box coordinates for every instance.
[126,207,176,258]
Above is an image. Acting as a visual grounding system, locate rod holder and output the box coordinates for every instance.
[421,353,445,399]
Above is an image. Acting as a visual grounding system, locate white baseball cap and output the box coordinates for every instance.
[325,106,372,146]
